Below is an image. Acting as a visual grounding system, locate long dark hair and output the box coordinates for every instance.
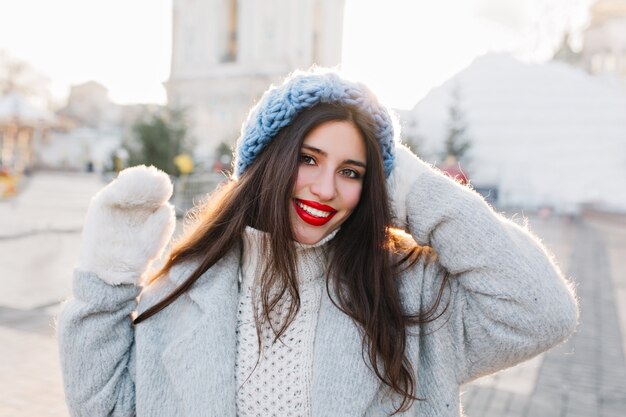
[134,103,449,414]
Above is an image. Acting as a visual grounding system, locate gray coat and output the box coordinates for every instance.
[58,169,578,417]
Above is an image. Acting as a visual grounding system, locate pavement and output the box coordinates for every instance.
[1,171,625,417]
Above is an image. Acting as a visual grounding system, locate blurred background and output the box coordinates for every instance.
[0,0,625,416]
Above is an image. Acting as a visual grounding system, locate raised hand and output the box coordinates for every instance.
[78,165,176,286]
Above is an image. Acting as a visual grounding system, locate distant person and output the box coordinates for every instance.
[58,69,578,416]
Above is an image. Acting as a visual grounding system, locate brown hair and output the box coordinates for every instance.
[134,103,449,414]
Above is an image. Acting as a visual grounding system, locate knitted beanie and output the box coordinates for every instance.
[233,69,397,178]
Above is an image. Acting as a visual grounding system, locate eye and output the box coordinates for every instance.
[299,154,316,165]
[340,168,361,179]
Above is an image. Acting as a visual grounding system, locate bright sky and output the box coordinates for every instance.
[0,0,172,106]
[341,0,594,108]
[0,0,595,110]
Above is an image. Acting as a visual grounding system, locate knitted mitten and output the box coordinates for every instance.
[78,165,176,286]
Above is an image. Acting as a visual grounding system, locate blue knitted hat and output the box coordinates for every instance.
[233,69,397,178]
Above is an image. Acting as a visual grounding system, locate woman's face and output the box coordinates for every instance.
[290,120,367,245]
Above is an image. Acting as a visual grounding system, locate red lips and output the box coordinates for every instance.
[293,199,337,226]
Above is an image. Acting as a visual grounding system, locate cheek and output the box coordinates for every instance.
[342,184,363,211]
[293,167,309,194]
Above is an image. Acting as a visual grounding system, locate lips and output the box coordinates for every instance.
[293,198,337,226]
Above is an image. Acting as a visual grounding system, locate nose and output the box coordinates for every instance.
[309,169,336,201]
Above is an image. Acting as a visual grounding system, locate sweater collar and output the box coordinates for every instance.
[241,226,338,287]
[243,226,338,250]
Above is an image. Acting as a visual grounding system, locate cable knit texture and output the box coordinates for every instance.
[58,146,579,417]
[235,227,336,417]
[233,68,398,178]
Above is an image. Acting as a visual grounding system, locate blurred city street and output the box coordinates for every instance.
[1,171,625,417]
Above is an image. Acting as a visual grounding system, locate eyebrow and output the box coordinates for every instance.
[301,144,367,168]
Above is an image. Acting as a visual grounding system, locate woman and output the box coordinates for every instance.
[58,69,578,417]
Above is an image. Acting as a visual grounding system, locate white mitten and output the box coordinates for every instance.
[387,143,432,229]
[78,165,176,286]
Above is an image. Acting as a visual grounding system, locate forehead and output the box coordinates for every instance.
[302,121,366,161]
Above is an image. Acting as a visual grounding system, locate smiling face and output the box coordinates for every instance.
[290,120,367,245]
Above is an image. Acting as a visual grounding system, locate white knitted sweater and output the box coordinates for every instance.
[235,227,337,417]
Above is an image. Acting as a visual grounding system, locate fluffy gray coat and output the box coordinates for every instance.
[58,147,578,417]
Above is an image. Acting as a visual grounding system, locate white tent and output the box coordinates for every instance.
[404,53,626,213]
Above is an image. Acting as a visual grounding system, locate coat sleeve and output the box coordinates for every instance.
[399,156,579,385]
[57,269,140,417]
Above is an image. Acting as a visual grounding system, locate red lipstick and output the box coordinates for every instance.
[293,199,337,226]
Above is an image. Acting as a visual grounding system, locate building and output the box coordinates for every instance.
[555,0,626,91]
[46,81,161,172]
[166,0,345,163]
[58,81,120,129]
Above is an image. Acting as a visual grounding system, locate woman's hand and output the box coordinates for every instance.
[78,165,176,286]
[387,143,432,230]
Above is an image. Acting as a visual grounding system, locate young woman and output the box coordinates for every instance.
[58,69,578,417]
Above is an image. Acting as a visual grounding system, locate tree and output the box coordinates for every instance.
[400,116,425,157]
[124,108,193,176]
[0,50,50,101]
[442,83,472,165]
